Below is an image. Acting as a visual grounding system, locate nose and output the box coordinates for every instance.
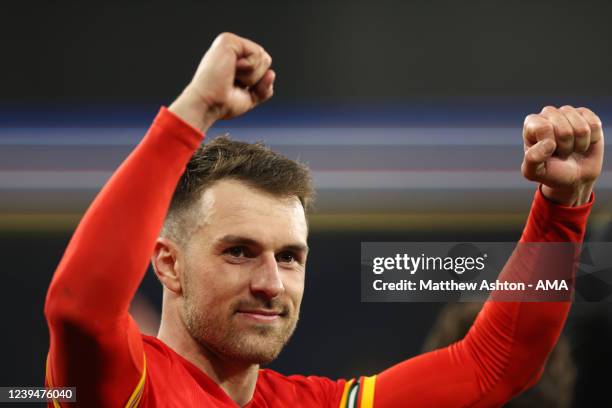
[250,252,285,299]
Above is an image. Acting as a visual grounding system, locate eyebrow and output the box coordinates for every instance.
[217,234,309,253]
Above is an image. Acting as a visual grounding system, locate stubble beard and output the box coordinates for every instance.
[182,292,300,366]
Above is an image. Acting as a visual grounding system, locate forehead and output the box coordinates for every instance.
[193,179,308,245]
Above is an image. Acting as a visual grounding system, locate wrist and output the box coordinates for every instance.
[168,86,219,133]
[541,182,594,207]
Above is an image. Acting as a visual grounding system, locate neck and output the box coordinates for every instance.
[157,296,259,407]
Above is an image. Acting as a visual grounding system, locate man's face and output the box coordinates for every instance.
[179,179,308,365]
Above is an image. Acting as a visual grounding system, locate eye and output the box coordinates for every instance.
[276,251,297,264]
[225,246,247,258]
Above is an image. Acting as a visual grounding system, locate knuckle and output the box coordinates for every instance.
[524,113,539,125]
[555,126,573,141]
[541,122,554,133]
[589,117,603,130]
[578,107,603,128]
[259,52,271,67]
[541,105,557,113]
[215,32,234,44]
[575,125,590,138]
[559,104,575,111]
[527,121,553,136]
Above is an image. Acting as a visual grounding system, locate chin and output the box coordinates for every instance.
[231,332,287,365]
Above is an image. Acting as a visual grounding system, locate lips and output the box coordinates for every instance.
[236,309,285,322]
[239,309,282,316]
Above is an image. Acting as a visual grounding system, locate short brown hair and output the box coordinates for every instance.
[163,135,315,241]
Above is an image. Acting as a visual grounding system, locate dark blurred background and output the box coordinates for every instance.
[2,1,612,406]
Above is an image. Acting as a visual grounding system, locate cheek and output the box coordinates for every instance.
[185,257,250,302]
[283,271,305,304]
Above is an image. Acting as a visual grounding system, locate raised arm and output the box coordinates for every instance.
[370,106,604,407]
[44,33,275,407]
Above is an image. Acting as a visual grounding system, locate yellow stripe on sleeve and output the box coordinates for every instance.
[338,379,355,408]
[45,354,62,408]
[125,354,147,408]
[359,375,376,408]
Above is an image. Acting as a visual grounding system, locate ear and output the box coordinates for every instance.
[151,237,183,294]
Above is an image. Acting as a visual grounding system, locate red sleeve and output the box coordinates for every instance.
[44,108,204,407]
[372,188,593,408]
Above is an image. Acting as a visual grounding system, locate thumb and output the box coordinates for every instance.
[521,138,556,181]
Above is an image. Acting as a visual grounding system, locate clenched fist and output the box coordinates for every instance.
[522,106,604,206]
[169,33,275,132]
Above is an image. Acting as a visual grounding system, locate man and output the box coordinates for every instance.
[44,32,604,407]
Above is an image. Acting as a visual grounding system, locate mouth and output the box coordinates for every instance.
[236,309,285,323]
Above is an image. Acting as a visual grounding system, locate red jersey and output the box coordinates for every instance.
[44,107,593,407]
